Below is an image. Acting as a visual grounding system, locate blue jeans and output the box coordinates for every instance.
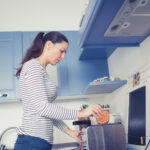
[14,134,52,150]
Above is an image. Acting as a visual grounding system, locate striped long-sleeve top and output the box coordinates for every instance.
[19,59,78,144]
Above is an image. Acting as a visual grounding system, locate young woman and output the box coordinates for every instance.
[14,31,103,150]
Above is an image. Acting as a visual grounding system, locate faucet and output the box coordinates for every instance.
[0,127,18,150]
[0,145,5,150]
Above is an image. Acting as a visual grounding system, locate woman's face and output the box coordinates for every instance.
[46,41,68,65]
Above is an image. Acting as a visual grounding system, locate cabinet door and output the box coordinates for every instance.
[58,31,109,96]
[0,32,22,100]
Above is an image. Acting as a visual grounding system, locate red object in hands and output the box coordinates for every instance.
[96,110,109,125]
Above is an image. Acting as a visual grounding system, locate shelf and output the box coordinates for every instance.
[0,99,21,103]
[84,80,127,94]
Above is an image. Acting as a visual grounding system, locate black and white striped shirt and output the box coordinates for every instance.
[19,59,78,144]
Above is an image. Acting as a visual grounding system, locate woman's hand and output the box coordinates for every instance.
[65,128,81,144]
[77,104,104,119]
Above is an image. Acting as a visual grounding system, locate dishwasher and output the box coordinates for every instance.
[73,120,126,150]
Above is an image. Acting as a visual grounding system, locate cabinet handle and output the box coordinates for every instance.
[0,93,8,97]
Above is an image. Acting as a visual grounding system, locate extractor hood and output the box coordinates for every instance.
[105,0,150,37]
[79,0,150,48]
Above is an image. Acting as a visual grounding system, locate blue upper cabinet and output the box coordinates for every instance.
[58,31,109,96]
[0,31,125,98]
[79,0,150,59]
[0,32,22,100]
[22,31,109,96]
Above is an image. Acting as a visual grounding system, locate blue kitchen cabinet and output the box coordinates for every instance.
[61,31,127,95]
[22,31,109,96]
[0,32,22,100]
[58,31,109,96]
[0,31,125,99]
[23,31,127,96]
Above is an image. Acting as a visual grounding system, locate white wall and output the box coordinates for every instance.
[107,35,150,150]
[0,0,88,31]
[0,103,23,148]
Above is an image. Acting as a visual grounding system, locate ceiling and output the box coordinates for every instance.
[0,0,89,31]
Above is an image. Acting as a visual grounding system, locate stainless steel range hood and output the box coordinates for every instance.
[104,0,150,36]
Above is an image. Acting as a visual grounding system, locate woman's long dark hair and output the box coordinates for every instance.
[16,31,69,77]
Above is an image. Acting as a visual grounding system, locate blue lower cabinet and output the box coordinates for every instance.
[0,32,22,100]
